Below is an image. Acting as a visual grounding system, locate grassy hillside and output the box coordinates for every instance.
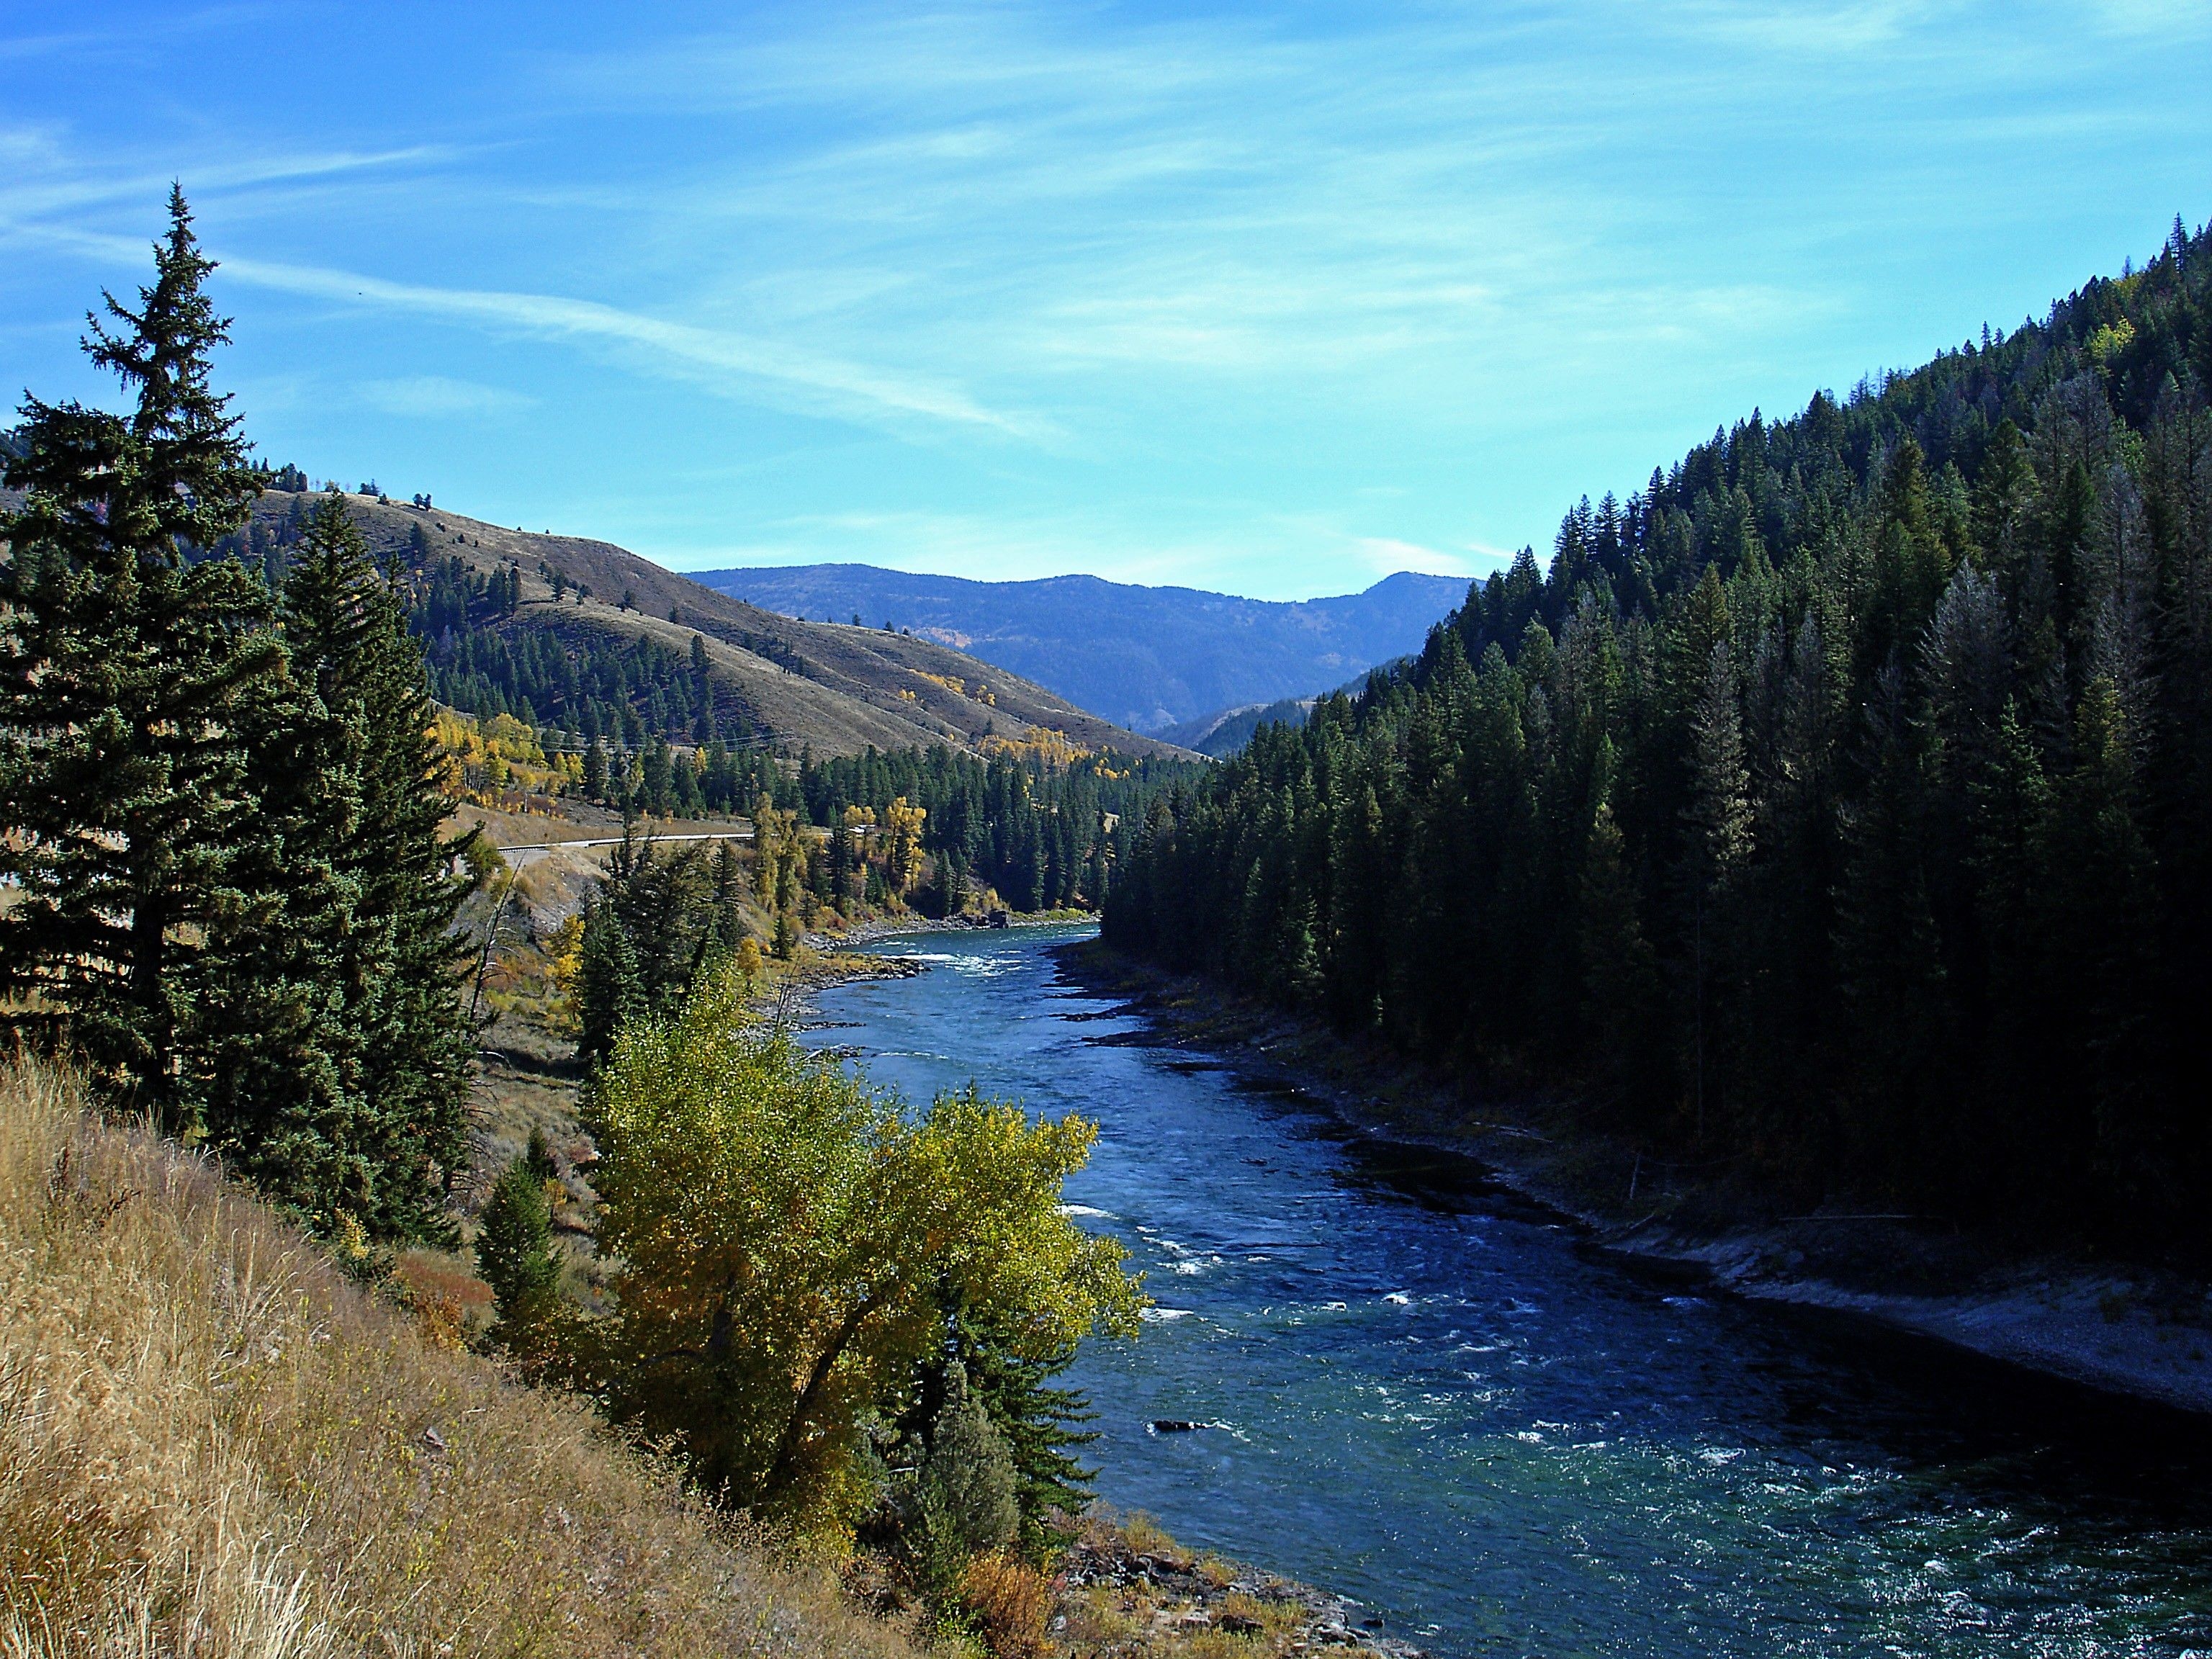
[690,565,1467,734]
[0,1056,922,1659]
[229,491,1196,763]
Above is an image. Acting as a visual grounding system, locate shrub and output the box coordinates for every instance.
[903,1367,1020,1600]
[959,1552,1053,1659]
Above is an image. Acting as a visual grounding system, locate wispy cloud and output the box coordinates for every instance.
[0,142,453,222]
[1678,1,1930,55]
[359,374,533,420]
[217,253,1040,436]
[1,0,2200,599]
[2089,0,2212,35]
[0,212,1040,438]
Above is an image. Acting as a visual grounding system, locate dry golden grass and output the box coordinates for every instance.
[958,1554,1051,1659]
[0,1057,924,1659]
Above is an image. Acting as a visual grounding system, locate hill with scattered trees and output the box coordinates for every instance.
[0,190,1182,1658]
[206,493,1199,766]
[1108,216,2212,1258]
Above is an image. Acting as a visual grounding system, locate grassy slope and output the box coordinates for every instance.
[0,1058,924,1659]
[264,493,1196,763]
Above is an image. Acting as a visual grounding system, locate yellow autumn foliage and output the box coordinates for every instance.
[583,966,1143,1537]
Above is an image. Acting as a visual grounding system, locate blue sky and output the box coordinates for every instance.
[1,3,2206,601]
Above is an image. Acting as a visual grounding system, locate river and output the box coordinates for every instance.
[804,924,2212,1658]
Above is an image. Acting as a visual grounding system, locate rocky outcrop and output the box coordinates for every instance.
[1056,1529,1429,1658]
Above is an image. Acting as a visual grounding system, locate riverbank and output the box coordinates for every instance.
[1053,1514,1429,1659]
[1053,937,2212,1419]
[805,907,1093,953]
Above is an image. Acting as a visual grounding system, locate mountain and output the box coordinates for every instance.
[1156,697,1318,757]
[220,493,1195,763]
[682,565,1470,733]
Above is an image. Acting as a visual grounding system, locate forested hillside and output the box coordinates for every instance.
[1107,218,2212,1255]
[1156,696,1321,757]
[204,490,1195,765]
[694,563,1465,733]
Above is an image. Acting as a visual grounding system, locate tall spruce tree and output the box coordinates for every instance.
[0,188,279,1120]
[193,495,477,1238]
[329,502,480,1236]
[1677,642,1751,1141]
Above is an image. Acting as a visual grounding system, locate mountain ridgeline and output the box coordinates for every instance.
[1107,218,2212,1255]
[688,565,1467,734]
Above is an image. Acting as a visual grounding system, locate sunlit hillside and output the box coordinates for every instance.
[0,1058,923,1659]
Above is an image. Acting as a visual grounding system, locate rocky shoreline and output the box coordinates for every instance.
[1051,938,2212,1421]
[1056,1521,1430,1659]
[804,909,1092,953]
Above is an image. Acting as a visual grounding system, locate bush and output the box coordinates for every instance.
[959,1552,1053,1659]
[902,1367,1019,1600]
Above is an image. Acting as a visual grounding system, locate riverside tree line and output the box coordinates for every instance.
[1108,218,2212,1255]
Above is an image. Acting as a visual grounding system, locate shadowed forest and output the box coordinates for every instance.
[1109,220,2212,1255]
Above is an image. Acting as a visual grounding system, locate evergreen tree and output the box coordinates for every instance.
[0,188,280,1120]
[191,493,477,1238]
[575,896,644,1065]
[900,1366,1019,1599]
[1677,642,1751,1141]
[477,1149,562,1335]
[932,1296,1100,1556]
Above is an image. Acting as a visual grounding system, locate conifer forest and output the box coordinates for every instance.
[1108,220,2212,1256]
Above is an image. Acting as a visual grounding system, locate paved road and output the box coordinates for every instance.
[495,829,755,867]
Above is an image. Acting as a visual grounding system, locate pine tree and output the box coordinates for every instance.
[302,497,477,1230]
[705,839,750,958]
[575,897,644,1064]
[190,494,476,1238]
[1580,796,1665,1125]
[1677,642,1751,1141]
[477,1150,562,1336]
[1832,666,1951,1188]
[0,188,280,1120]
[1972,419,2038,577]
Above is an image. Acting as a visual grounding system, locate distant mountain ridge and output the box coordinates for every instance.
[684,564,1470,732]
[1156,696,1320,757]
